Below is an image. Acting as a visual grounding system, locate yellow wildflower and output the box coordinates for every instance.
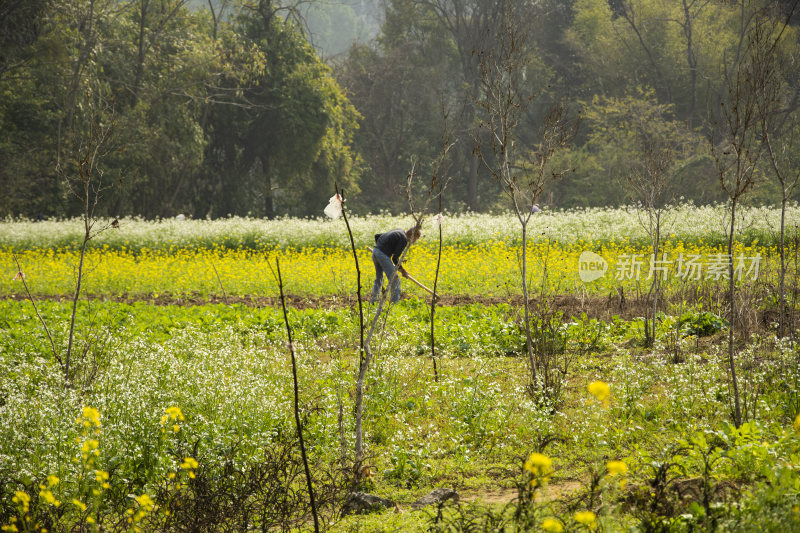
[95,470,111,487]
[587,381,611,406]
[46,475,59,487]
[164,406,184,422]
[541,518,564,532]
[794,414,800,432]
[12,492,30,513]
[81,407,101,427]
[81,440,99,454]
[524,452,552,475]
[72,499,87,512]
[524,452,553,487]
[180,457,199,470]
[39,490,60,507]
[606,460,628,477]
[135,494,155,512]
[574,510,596,529]
[181,457,198,478]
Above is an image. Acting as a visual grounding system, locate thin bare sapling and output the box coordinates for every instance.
[330,184,365,364]
[430,203,444,383]
[473,5,577,395]
[352,139,453,474]
[325,185,365,470]
[408,128,454,383]
[273,258,320,533]
[626,136,681,348]
[755,5,800,338]
[708,10,780,427]
[52,90,119,384]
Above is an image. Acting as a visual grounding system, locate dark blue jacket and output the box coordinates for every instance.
[374,229,408,265]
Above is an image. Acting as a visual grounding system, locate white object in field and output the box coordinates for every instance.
[175,213,186,220]
[324,194,343,219]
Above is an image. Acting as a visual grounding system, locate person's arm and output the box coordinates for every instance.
[390,232,408,265]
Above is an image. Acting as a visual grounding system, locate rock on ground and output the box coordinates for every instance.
[341,492,398,516]
[411,488,459,510]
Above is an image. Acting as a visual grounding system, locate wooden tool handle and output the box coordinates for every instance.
[404,272,435,296]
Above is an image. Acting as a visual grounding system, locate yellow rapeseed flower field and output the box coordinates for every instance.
[0,240,777,299]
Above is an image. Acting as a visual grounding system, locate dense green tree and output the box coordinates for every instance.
[565,0,750,127]
[0,0,361,218]
[0,75,60,216]
[101,1,211,216]
[336,0,457,213]
[577,88,713,204]
[339,0,562,212]
[0,0,53,78]
[0,0,60,215]
[197,2,361,218]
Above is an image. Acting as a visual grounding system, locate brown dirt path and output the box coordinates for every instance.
[8,290,767,327]
[460,480,583,506]
[3,291,652,320]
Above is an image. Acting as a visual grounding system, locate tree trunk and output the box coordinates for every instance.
[66,198,91,385]
[467,150,479,211]
[682,0,699,128]
[727,199,742,427]
[650,213,661,348]
[133,0,149,106]
[262,156,275,218]
[780,193,787,337]
[520,221,536,383]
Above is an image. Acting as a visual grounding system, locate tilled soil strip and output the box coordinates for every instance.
[3,292,675,321]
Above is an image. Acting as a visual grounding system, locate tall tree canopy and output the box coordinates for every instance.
[339,0,799,211]
[1,0,799,217]
[0,0,361,218]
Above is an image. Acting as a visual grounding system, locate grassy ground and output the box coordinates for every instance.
[1,210,800,531]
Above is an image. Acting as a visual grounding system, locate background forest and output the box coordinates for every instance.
[1,0,799,219]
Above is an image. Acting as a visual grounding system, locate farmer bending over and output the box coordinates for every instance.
[368,226,421,303]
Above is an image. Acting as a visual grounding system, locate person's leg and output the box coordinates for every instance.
[370,251,384,303]
[372,248,400,302]
[389,273,401,302]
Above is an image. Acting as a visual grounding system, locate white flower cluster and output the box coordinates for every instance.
[0,203,796,250]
